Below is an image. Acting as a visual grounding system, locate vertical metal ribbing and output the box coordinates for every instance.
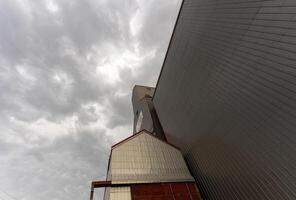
[153,0,296,199]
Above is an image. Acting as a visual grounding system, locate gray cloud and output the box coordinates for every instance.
[0,129,111,200]
[0,0,181,199]
[106,92,132,128]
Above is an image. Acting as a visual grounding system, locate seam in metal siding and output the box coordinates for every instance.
[153,0,296,199]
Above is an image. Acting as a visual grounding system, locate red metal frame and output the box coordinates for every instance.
[131,182,202,200]
[89,181,202,200]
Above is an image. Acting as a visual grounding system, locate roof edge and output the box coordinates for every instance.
[111,129,180,150]
[152,0,185,101]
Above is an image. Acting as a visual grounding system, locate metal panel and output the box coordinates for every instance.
[131,183,202,200]
[153,0,296,199]
[105,187,131,200]
[110,131,194,184]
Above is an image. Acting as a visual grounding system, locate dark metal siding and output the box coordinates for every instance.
[153,0,296,199]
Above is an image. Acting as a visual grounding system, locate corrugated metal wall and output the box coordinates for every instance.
[153,0,296,199]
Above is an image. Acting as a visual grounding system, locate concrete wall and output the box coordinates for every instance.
[153,0,296,199]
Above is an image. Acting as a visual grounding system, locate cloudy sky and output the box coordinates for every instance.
[0,0,181,199]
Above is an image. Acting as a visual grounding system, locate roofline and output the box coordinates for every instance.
[133,85,155,89]
[145,131,180,150]
[152,0,185,101]
[104,129,183,194]
[105,130,148,181]
[111,129,180,150]
[111,130,144,148]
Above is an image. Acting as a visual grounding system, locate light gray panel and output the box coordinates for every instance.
[110,131,194,184]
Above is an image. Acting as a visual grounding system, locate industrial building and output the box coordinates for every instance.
[91,0,296,199]
[90,86,202,199]
[153,0,296,199]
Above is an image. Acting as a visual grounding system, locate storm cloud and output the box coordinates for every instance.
[0,0,181,199]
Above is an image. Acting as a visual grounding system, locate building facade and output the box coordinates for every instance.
[91,0,296,199]
[90,86,202,200]
[103,130,200,200]
[153,0,296,200]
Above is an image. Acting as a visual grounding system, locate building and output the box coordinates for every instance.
[90,86,202,200]
[91,0,296,199]
[153,0,296,200]
[132,85,166,140]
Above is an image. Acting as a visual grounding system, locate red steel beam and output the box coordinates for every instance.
[92,181,112,188]
[89,180,198,200]
[90,181,111,200]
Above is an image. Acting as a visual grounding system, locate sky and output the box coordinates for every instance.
[0,0,181,199]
